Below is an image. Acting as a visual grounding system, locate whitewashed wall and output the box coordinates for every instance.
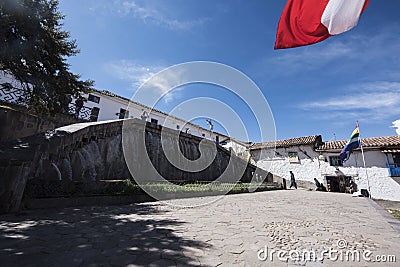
[83,92,222,142]
[82,93,130,121]
[223,140,249,157]
[0,71,27,89]
[254,146,400,201]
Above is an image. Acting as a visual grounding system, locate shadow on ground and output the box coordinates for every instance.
[0,203,209,266]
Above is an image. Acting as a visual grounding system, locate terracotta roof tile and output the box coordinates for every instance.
[251,135,322,150]
[252,135,400,152]
[317,136,400,151]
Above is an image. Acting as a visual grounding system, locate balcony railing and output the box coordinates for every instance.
[67,103,93,121]
[0,83,30,106]
[387,163,400,177]
[1,83,93,121]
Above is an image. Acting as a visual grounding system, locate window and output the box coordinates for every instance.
[90,107,100,121]
[329,156,343,167]
[176,125,180,130]
[118,108,129,119]
[288,152,299,163]
[151,118,158,124]
[202,133,205,137]
[88,94,100,104]
[388,153,400,177]
[393,153,400,165]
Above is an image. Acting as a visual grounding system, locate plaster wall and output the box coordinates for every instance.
[82,92,222,142]
[255,146,400,201]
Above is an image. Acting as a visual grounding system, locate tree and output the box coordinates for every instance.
[0,0,93,114]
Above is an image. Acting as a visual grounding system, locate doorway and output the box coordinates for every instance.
[325,175,352,193]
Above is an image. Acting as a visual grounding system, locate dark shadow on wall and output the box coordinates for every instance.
[0,203,209,266]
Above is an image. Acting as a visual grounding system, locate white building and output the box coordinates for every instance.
[79,89,234,144]
[0,71,247,150]
[251,135,400,201]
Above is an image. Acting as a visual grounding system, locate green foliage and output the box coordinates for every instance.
[24,179,281,199]
[388,209,400,221]
[141,182,278,194]
[0,0,93,114]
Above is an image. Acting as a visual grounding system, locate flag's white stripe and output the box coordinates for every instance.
[321,0,366,35]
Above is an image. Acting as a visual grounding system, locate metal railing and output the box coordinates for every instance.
[1,83,94,121]
[67,103,93,121]
[0,83,31,106]
[387,164,400,177]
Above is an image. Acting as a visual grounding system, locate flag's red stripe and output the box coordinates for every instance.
[274,0,369,50]
[274,0,331,49]
[362,0,370,13]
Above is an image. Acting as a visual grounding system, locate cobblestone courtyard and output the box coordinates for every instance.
[1,190,399,266]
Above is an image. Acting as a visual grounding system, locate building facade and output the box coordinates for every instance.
[0,70,222,143]
[251,135,400,201]
[0,71,249,151]
[79,90,230,143]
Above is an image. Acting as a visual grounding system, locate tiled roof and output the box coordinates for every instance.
[92,89,233,139]
[382,149,400,153]
[251,135,322,150]
[317,136,400,151]
[252,135,400,151]
[96,89,147,108]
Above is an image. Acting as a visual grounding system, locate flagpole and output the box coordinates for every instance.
[357,121,371,198]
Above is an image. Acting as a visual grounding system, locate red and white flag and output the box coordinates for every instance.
[274,0,370,49]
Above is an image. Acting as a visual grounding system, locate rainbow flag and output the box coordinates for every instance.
[339,125,361,163]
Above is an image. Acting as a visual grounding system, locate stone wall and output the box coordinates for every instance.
[0,118,282,213]
[0,105,80,142]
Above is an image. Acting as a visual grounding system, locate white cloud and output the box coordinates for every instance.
[268,41,354,74]
[259,24,400,78]
[276,41,353,65]
[302,92,400,110]
[106,60,183,103]
[392,120,400,135]
[346,81,400,93]
[299,81,400,122]
[107,60,163,87]
[301,82,400,110]
[115,0,208,30]
[145,69,183,92]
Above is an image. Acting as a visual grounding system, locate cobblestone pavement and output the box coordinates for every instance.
[1,190,400,266]
[374,199,400,211]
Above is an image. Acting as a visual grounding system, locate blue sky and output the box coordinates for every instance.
[58,0,400,142]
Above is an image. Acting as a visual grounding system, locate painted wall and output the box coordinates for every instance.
[253,146,400,201]
[223,140,251,162]
[0,71,31,91]
[81,91,225,143]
